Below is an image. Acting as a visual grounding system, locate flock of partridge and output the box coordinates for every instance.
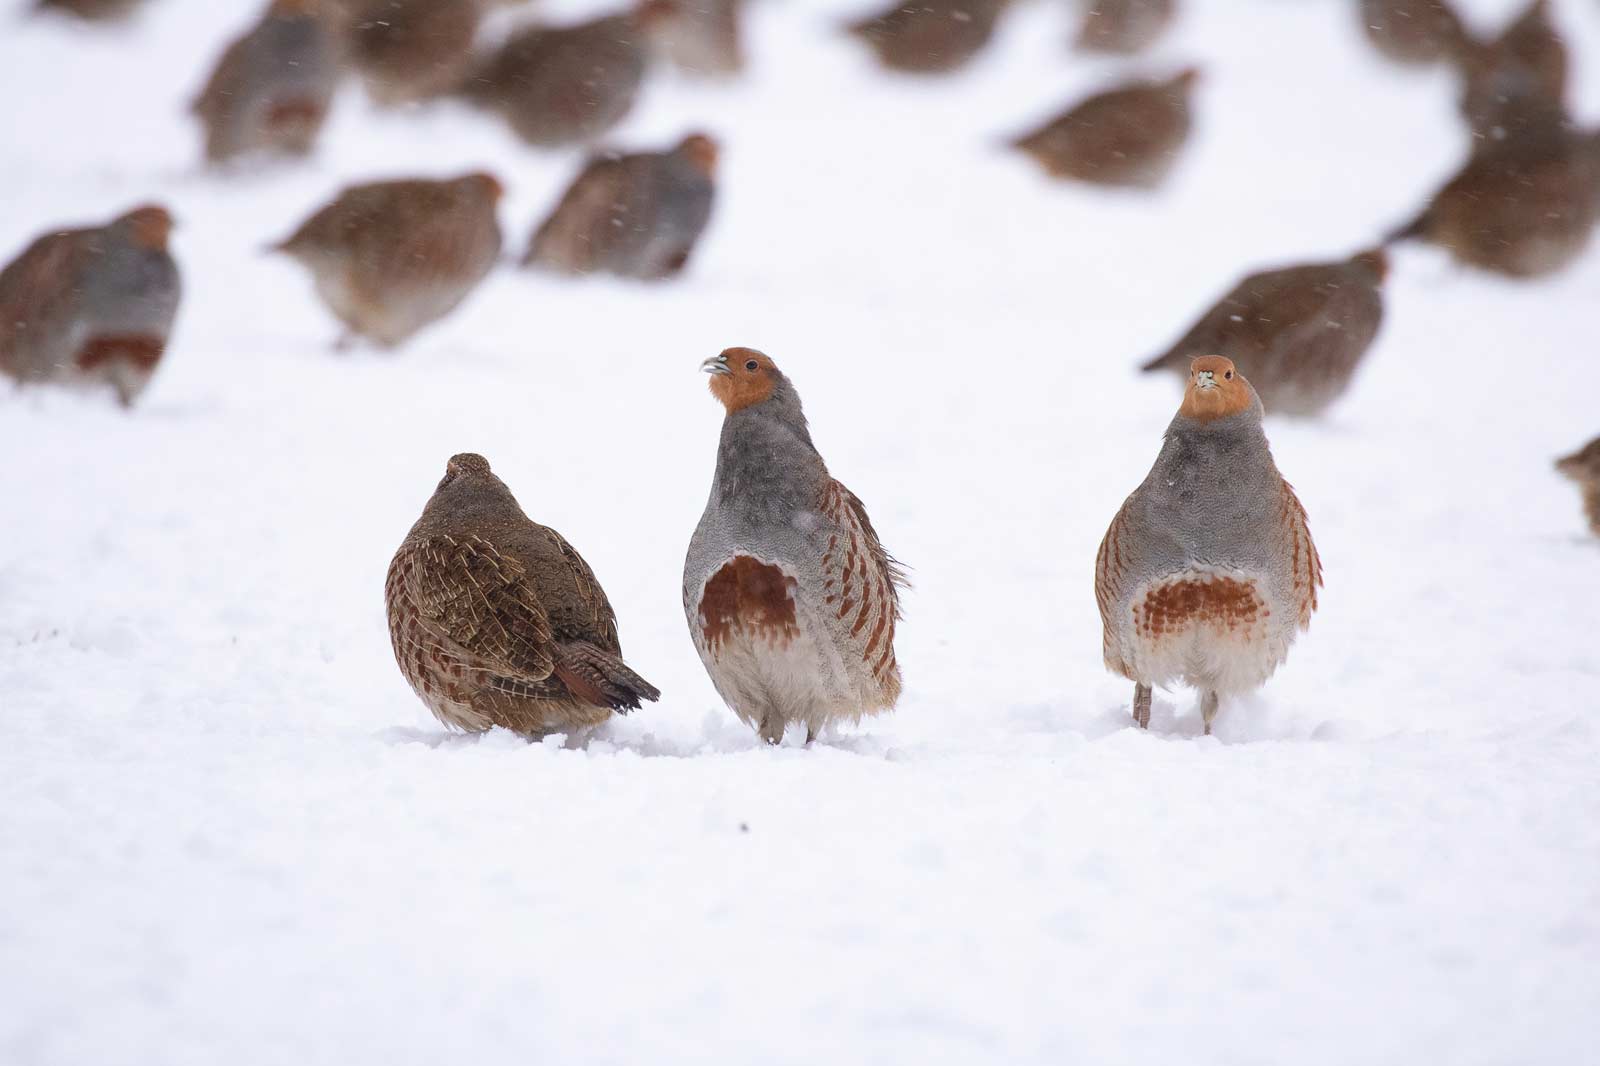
[4,0,1598,741]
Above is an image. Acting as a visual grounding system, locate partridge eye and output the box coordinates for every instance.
[1224,371,1233,379]
[745,360,759,371]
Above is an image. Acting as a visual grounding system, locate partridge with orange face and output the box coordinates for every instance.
[1011,69,1197,188]
[684,348,906,744]
[1555,436,1600,538]
[1140,249,1388,417]
[1074,0,1175,55]
[523,134,717,280]
[1096,356,1321,735]
[271,172,503,348]
[192,0,340,166]
[387,453,660,737]
[0,205,180,407]
[1357,0,1463,66]
[845,0,1009,75]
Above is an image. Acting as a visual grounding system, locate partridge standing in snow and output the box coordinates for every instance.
[1074,0,1175,55]
[458,9,654,148]
[684,348,906,744]
[1453,0,1567,141]
[387,453,660,737]
[646,0,745,76]
[34,0,146,20]
[523,133,717,280]
[1096,357,1321,735]
[192,0,341,166]
[845,0,1009,75]
[0,205,180,407]
[1357,0,1463,66]
[1556,436,1600,538]
[342,0,487,106]
[1386,119,1600,278]
[271,172,503,349]
[1140,249,1388,417]
[1011,69,1197,188]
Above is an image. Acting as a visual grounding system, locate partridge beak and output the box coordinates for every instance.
[700,354,731,376]
[1194,370,1218,390]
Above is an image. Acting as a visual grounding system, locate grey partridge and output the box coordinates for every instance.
[387,453,660,737]
[1011,69,1197,188]
[523,133,717,280]
[1140,249,1388,417]
[0,205,180,407]
[1357,0,1464,66]
[342,0,487,106]
[1453,0,1568,142]
[1074,0,1175,55]
[845,0,1009,75]
[684,348,907,744]
[1556,436,1600,538]
[271,172,503,348]
[192,0,341,166]
[1096,356,1322,735]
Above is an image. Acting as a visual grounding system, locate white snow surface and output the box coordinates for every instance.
[3,0,1599,1062]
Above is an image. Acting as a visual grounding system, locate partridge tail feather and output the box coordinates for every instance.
[1139,347,1183,374]
[554,641,662,714]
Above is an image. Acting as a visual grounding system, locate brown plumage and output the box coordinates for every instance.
[34,0,146,19]
[1357,0,1464,66]
[1011,68,1197,188]
[845,0,1009,75]
[523,133,718,280]
[192,0,342,166]
[1555,436,1600,538]
[341,0,486,106]
[1452,0,1567,142]
[387,453,660,737]
[1140,249,1388,417]
[0,205,181,407]
[645,0,745,76]
[1386,119,1600,278]
[458,10,653,148]
[272,172,503,349]
[1074,0,1175,55]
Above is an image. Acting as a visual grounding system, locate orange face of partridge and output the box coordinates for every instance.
[703,346,781,413]
[121,205,174,252]
[1178,355,1254,422]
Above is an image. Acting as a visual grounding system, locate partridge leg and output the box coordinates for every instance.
[1132,683,1152,729]
[758,709,786,746]
[1200,689,1220,736]
[805,726,817,745]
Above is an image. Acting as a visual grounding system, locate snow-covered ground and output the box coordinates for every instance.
[3,0,1599,1062]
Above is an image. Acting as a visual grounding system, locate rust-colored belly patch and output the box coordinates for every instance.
[699,556,799,651]
[76,334,163,371]
[1135,575,1265,639]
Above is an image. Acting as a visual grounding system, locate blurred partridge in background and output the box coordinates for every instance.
[524,133,718,280]
[1357,0,1463,66]
[1140,249,1388,417]
[845,0,1010,75]
[191,0,341,167]
[1555,436,1600,537]
[684,348,906,745]
[341,0,489,107]
[1453,0,1568,141]
[646,0,746,77]
[1096,356,1321,735]
[386,453,661,738]
[1073,0,1175,55]
[1011,69,1198,188]
[0,205,180,407]
[458,8,655,148]
[271,172,503,349]
[34,0,147,20]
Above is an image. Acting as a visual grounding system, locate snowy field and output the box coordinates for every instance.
[3,0,1599,1062]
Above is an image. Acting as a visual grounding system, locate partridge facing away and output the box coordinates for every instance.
[458,9,654,148]
[1096,356,1322,735]
[271,172,503,349]
[845,0,1009,75]
[387,453,660,737]
[0,205,180,407]
[341,0,487,106]
[1011,69,1198,188]
[684,348,906,744]
[1140,249,1388,417]
[523,133,717,280]
[1555,436,1600,538]
[1357,0,1463,66]
[1453,0,1567,141]
[34,0,146,20]
[1074,0,1175,55]
[1386,118,1600,278]
[645,0,745,76]
[192,0,341,166]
